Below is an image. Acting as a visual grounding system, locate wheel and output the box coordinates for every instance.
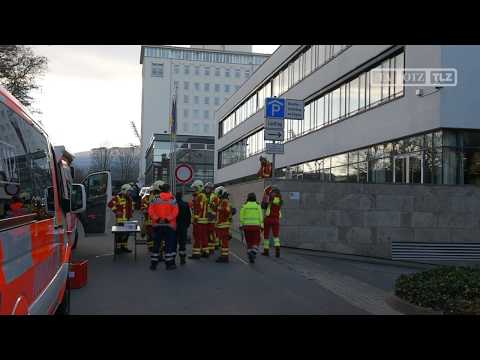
[72,229,79,250]
[55,284,71,315]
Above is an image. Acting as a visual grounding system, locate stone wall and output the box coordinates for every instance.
[224,179,480,263]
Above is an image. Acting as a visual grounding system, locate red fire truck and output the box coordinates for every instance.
[0,86,111,315]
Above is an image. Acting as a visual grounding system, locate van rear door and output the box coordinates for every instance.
[80,171,112,234]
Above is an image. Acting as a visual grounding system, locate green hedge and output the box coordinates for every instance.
[395,266,480,314]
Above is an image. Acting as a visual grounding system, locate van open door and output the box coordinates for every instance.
[80,171,112,234]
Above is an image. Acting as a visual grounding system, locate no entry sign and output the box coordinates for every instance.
[175,163,194,184]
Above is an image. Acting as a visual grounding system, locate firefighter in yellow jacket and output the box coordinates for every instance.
[108,184,134,254]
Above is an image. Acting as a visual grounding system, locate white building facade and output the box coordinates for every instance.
[215,45,480,187]
[139,45,269,184]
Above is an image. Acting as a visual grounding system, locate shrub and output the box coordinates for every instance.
[395,266,480,314]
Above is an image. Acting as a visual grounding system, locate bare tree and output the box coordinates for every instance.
[116,146,140,183]
[0,45,48,108]
[90,147,112,172]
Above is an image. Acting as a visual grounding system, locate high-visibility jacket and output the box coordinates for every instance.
[108,194,133,223]
[193,191,209,224]
[141,194,153,225]
[266,195,282,219]
[148,192,179,230]
[208,193,220,224]
[240,201,263,227]
[216,198,233,229]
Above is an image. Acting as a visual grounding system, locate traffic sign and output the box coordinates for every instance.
[285,99,305,120]
[264,129,284,141]
[264,117,284,130]
[265,98,285,119]
[266,143,284,155]
[175,163,194,184]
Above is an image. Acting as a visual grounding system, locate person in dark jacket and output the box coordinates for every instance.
[175,191,191,265]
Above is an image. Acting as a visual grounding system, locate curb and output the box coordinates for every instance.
[385,293,443,315]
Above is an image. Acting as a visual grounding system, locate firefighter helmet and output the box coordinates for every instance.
[120,184,132,194]
[214,186,226,196]
[204,182,214,190]
[151,180,165,192]
[191,179,204,190]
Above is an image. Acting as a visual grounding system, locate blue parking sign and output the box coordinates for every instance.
[265,98,285,119]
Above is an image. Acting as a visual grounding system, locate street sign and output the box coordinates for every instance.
[264,117,284,130]
[285,99,305,120]
[266,143,284,155]
[265,98,285,119]
[175,163,194,184]
[264,129,284,141]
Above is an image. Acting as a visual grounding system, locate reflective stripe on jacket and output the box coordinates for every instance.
[208,193,220,224]
[239,201,263,227]
[108,195,133,222]
[216,199,232,229]
[193,191,209,224]
[148,192,179,229]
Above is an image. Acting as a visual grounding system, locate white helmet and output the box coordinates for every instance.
[214,186,226,196]
[120,184,132,194]
[151,180,165,192]
[191,179,204,190]
[204,182,214,190]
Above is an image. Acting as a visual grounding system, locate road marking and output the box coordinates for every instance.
[230,250,249,265]
[95,253,113,258]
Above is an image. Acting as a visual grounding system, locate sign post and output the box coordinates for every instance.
[264,97,304,183]
[175,164,194,194]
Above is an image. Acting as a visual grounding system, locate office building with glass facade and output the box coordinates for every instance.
[215,45,480,187]
[139,45,269,186]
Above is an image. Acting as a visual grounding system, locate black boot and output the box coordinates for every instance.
[262,249,269,257]
[189,254,201,260]
[248,252,255,264]
[275,246,280,258]
[201,252,210,258]
[180,255,186,265]
[150,261,157,271]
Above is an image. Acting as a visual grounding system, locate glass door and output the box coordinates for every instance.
[394,154,423,184]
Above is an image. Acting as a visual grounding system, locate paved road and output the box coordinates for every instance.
[70,222,420,315]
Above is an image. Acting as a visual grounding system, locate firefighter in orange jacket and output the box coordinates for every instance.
[148,182,179,271]
[261,185,283,258]
[214,187,236,263]
[257,156,272,178]
[108,184,134,254]
[190,180,210,259]
[206,182,220,253]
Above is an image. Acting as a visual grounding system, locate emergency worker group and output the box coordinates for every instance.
[108,179,283,271]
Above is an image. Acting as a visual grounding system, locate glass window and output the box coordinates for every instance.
[0,103,54,222]
[235,69,241,78]
[174,64,180,74]
[195,66,200,75]
[184,95,189,104]
[204,97,209,105]
[193,123,200,133]
[381,59,391,100]
[194,96,199,105]
[349,78,359,115]
[369,66,382,105]
[316,96,324,128]
[214,84,220,92]
[394,52,404,96]
[204,83,210,92]
[225,68,230,77]
[224,84,230,93]
[182,122,189,132]
[194,82,200,91]
[340,84,347,119]
[215,68,220,76]
[331,88,340,122]
[203,110,209,119]
[204,67,210,76]
[214,97,220,106]
[151,63,163,77]
[184,65,190,75]
[324,93,331,124]
[359,73,366,110]
[245,70,250,79]
[203,124,210,134]
[184,81,189,90]
[193,109,199,118]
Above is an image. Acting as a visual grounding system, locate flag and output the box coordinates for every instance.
[170,92,177,134]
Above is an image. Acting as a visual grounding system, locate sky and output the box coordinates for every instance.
[28,45,279,154]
